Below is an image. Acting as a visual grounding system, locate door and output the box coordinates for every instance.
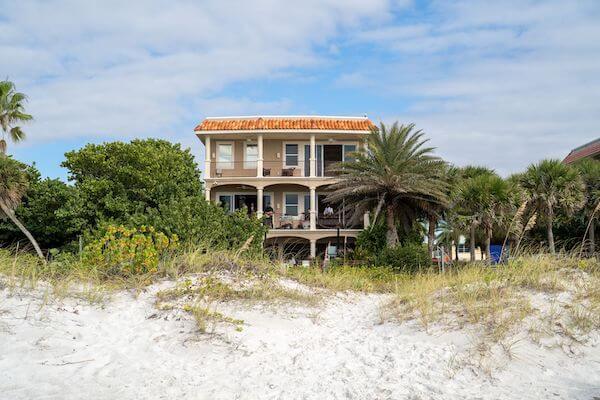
[323,145,343,176]
[234,194,258,215]
[304,144,323,176]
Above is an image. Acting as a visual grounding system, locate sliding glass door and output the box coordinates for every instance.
[304,145,323,176]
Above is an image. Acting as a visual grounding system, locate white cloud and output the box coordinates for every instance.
[1,0,392,145]
[340,0,600,175]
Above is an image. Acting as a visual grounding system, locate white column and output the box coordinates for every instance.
[310,187,316,231]
[309,134,316,177]
[310,239,316,259]
[205,187,211,202]
[257,188,263,218]
[363,212,370,228]
[204,136,211,179]
[257,134,264,177]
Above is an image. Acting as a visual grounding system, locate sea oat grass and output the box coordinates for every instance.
[384,254,600,348]
[285,265,399,293]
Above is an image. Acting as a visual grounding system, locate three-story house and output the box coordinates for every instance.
[195,115,374,258]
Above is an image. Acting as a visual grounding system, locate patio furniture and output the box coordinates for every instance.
[281,168,295,177]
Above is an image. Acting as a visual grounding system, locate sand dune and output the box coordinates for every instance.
[1,282,599,400]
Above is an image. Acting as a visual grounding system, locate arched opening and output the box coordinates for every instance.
[263,183,312,229]
[210,183,259,216]
[265,236,310,263]
[317,235,357,259]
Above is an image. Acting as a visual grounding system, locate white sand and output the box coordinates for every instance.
[1,282,599,400]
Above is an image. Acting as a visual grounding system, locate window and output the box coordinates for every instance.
[285,193,299,216]
[217,143,233,169]
[343,144,357,162]
[244,143,258,169]
[218,195,233,212]
[285,144,298,166]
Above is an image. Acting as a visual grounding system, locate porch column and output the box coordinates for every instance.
[204,136,211,179]
[310,239,316,258]
[257,134,264,177]
[363,212,370,228]
[204,187,211,202]
[310,187,316,231]
[257,188,263,218]
[309,134,316,177]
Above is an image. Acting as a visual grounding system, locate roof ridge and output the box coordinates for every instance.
[571,137,600,152]
[204,115,369,120]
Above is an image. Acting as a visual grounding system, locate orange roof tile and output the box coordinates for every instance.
[195,116,376,132]
[563,138,600,164]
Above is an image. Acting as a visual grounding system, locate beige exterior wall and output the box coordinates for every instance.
[207,137,360,179]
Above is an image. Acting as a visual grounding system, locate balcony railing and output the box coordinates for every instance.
[207,161,341,178]
[263,212,362,230]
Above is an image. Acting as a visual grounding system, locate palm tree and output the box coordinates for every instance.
[0,80,32,154]
[0,156,44,260]
[520,159,585,254]
[327,122,448,247]
[574,159,600,254]
[454,172,512,262]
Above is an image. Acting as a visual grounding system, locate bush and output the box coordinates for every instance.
[134,198,267,254]
[375,243,431,272]
[61,139,203,231]
[0,165,84,249]
[82,225,178,277]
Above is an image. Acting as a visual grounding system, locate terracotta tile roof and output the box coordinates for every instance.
[195,116,375,132]
[563,138,600,164]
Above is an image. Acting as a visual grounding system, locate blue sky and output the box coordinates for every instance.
[2,0,599,180]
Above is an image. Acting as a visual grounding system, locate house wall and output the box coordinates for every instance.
[208,137,359,178]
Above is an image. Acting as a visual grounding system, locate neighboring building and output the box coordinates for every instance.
[563,138,600,164]
[195,115,375,258]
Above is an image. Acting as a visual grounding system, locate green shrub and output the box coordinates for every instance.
[355,224,387,257]
[82,225,178,277]
[353,222,425,265]
[375,243,431,272]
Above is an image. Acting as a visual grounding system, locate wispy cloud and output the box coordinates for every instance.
[337,0,600,174]
[1,0,391,144]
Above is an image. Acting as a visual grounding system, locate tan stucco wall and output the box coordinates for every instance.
[208,138,358,179]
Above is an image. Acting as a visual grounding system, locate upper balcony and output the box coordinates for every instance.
[195,115,374,183]
[203,138,362,181]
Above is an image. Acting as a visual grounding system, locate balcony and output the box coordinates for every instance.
[208,160,345,179]
[264,212,363,230]
[204,137,359,180]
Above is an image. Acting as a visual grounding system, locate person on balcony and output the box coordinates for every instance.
[264,203,274,228]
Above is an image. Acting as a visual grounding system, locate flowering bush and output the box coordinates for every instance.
[82,225,178,276]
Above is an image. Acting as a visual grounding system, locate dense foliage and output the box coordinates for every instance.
[62,139,202,229]
[374,243,430,272]
[0,171,84,249]
[0,139,266,258]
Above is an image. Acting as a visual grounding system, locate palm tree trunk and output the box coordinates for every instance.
[547,212,555,254]
[455,240,459,261]
[385,204,399,247]
[427,214,436,257]
[469,222,476,262]
[0,199,45,261]
[485,227,492,263]
[590,218,595,254]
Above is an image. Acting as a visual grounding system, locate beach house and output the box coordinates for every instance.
[195,115,375,258]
